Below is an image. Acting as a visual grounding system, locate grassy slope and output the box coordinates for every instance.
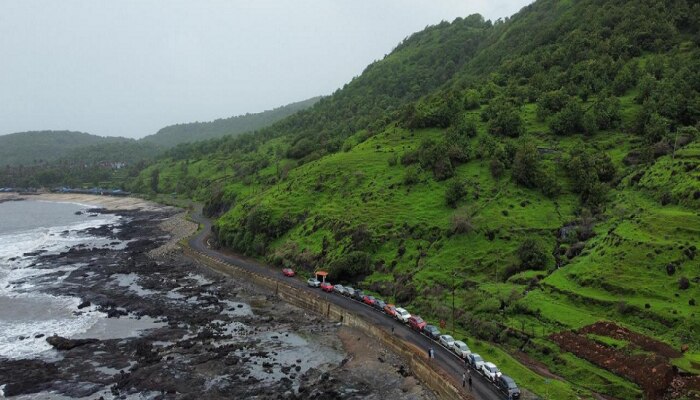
[131,1,700,397]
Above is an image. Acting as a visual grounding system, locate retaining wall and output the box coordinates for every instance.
[183,246,471,400]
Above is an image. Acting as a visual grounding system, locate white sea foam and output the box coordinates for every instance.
[0,202,122,359]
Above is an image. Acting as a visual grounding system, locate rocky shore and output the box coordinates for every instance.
[0,196,434,399]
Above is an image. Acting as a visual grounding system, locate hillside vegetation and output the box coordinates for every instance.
[141,97,321,148]
[0,130,127,166]
[129,0,700,398]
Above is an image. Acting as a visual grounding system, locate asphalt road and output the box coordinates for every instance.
[187,210,505,400]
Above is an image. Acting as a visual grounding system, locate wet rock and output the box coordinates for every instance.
[46,335,98,350]
[78,300,91,309]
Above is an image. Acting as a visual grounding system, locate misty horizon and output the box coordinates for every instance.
[0,1,531,139]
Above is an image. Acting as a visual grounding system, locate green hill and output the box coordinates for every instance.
[0,130,128,166]
[131,0,700,398]
[140,96,322,148]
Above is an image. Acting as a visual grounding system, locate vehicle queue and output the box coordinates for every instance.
[297,271,522,400]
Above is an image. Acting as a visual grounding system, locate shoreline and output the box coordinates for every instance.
[0,192,168,212]
[0,196,436,399]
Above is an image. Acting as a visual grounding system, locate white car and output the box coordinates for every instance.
[467,353,484,370]
[439,334,455,348]
[306,278,321,287]
[452,340,471,358]
[333,284,344,294]
[394,307,411,323]
[481,362,502,381]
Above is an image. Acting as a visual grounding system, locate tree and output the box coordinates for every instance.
[512,141,540,188]
[483,98,524,138]
[149,168,160,193]
[463,89,481,109]
[549,99,584,135]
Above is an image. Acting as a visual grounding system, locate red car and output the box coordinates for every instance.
[362,295,376,306]
[320,282,334,292]
[282,268,295,277]
[384,304,397,317]
[408,316,427,331]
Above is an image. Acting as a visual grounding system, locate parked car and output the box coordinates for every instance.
[439,334,455,348]
[352,289,365,301]
[343,286,354,296]
[496,375,521,399]
[467,353,484,370]
[423,325,441,340]
[480,362,502,382]
[362,295,376,306]
[383,304,397,317]
[307,278,321,288]
[333,284,345,294]
[373,299,386,311]
[394,307,411,323]
[320,282,333,292]
[282,268,295,277]
[407,316,427,331]
[452,341,470,358]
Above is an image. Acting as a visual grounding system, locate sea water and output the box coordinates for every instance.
[0,200,120,359]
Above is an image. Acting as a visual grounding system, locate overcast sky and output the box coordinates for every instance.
[0,0,531,139]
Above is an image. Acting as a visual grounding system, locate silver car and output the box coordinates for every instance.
[439,334,455,348]
[306,278,321,287]
[333,284,345,294]
[343,286,354,296]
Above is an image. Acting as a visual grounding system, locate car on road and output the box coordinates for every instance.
[423,325,441,340]
[383,304,397,317]
[394,307,411,323]
[480,362,502,382]
[407,316,427,331]
[343,286,354,296]
[352,289,365,301]
[333,284,345,294]
[362,295,376,306]
[467,353,484,370]
[373,299,386,311]
[496,375,521,399]
[282,268,295,277]
[452,341,470,358]
[307,277,321,287]
[439,334,455,348]
[320,282,333,292]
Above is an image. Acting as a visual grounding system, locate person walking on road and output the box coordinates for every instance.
[468,374,472,390]
[429,347,434,359]
[462,372,466,388]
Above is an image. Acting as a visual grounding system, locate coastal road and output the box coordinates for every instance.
[187,210,505,400]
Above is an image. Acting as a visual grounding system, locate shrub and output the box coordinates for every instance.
[450,212,474,234]
[679,276,690,290]
[387,154,398,166]
[485,101,524,138]
[330,251,373,283]
[401,150,419,165]
[517,238,551,270]
[403,166,420,185]
[489,158,505,179]
[445,179,467,208]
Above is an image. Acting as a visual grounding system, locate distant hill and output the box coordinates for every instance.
[0,130,128,166]
[140,96,321,148]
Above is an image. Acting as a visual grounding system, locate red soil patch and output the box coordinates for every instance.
[550,321,699,399]
[579,321,682,359]
[551,331,674,399]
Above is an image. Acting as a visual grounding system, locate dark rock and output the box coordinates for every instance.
[78,300,91,309]
[46,335,98,351]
